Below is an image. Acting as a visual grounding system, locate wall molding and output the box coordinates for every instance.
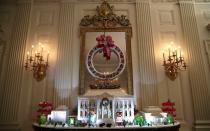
[34,0,135,4]
[0,122,20,130]
[150,0,178,3]
[195,0,210,3]
[194,120,210,129]
[17,0,33,4]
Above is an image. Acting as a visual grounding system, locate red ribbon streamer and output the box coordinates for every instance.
[96,35,115,60]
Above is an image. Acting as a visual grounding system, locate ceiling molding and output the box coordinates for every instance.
[75,0,136,4]
[150,0,178,3]
[194,0,210,3]
[15,0,209,4]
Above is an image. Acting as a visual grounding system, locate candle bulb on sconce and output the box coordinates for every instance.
[47,51,49,61]
[31,45,34,54]
[24,42,50,81]
[162,50,166,65]
[46,51,50,67]
[162,42,187,81]
[162,49,165,59]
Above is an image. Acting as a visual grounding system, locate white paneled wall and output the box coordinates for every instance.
[151,1,185,120]
[26,3,59,124]
[0,0,209,131]
[151,2,194,131]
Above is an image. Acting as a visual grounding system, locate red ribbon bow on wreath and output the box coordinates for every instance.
[96,35,115,60]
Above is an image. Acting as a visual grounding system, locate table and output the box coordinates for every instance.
[33,122,180,131]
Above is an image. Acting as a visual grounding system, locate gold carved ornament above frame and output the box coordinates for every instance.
[79,1,133,95]
[80,1,130,28]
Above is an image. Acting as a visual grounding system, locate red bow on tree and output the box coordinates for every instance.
[161,99,176,118]
[37,101,52,116]
[96,35,115,60]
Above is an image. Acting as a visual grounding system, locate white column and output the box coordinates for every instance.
[0,0,32,124]
[136,0,158,107]
[54,1,75,108]
[179,0,210,128]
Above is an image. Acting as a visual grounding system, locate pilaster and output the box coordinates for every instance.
[179,0,210,129]
[54,2,75,107]
[136,0,159,107]
[0,0,32,126]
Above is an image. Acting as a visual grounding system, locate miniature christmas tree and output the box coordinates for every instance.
[37,101,52,124]
[161,99,176,121]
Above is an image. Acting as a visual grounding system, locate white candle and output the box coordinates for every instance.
[26,51,29,62]
[31,45,34,56]
[41,45,44,56]
[27,51,29,57]
[47,51,49,62]
[169,48,171,57]
[163,52,165,61]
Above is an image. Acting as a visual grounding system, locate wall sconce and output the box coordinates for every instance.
[162,42,187,81]
[207,23,210,31]
[24,43,49,81]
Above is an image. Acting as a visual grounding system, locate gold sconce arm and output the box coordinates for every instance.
[162,42,187,81]
[24,43,49,81]
[207,24,210,31]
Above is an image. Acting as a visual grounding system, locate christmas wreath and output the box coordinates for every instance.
[86,34,126,80]
[101,98,109,106]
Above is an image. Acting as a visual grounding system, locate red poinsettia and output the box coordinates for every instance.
[37,101,52,115]
[96,35,115,60]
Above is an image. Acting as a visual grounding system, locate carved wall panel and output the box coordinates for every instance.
[151,3,188,123]
[35,33,51,43]
[37,10,54,26]
[203,10,210,20]
[159,10,175,25]
[26,4,59,121]
[160,31,177,43]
